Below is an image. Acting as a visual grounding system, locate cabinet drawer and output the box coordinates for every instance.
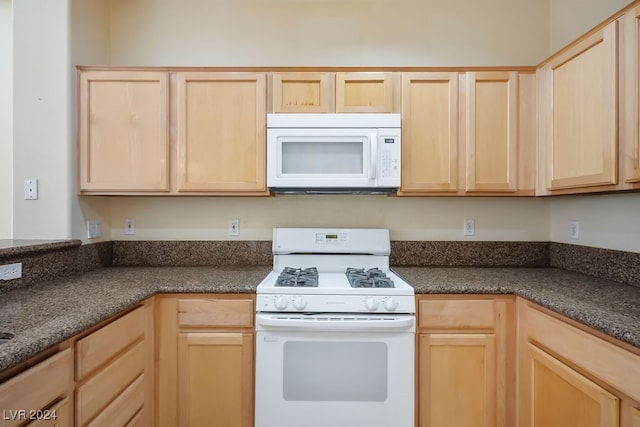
[0,349,72,427]
[76,340,145,426]
[86,374,145,427]
[418,299,496,330]
[178,298,254,328]
[27,397,72,427]
[524,304,640,402]
[76,306,145,379]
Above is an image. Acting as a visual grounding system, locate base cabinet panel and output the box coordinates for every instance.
[156,295,256,427]
[416,295,514,427]
[419,333,496,427]
[528,344,619,427]
[177,333,253,427]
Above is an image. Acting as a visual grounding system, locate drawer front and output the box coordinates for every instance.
[0,349,72,427]
[525,304,640,403]
[419,298,496,330]
[178,298,254,328]
[76,306,145,379]
[76,340,145,425]
[26,397,72,427]
[86,374,145,427]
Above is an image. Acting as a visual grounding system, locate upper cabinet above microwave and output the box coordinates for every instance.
[270,72,400,113]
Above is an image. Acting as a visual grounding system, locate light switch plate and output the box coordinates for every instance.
[87,220,102,239]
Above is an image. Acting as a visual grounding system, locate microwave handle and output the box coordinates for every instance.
[369,133,378,179]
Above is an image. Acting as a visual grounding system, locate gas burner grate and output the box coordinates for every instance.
[275,267,319,287]
[345,267,395,288]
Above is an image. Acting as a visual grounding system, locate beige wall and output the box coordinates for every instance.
[550,0,631,53]
[9,0,638,251]
[13,0,72,239]
[550,194,640,253]
[0,0,12,239]
[70,0,112,242]
[108,0,550,66]
[110,196,550,241]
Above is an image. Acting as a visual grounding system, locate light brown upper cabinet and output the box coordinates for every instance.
[271,72,333,113]
[78,71,170,193]
[537,21,618,194]
[400,72,459,194]
[335,72,396,113]
[176,72,268,194]
[464,71,518,193]
[271,71,398,113]
[621,5,640,187]
[400,71,535,196]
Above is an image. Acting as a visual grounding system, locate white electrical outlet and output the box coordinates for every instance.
[24,179,38,200]
[124,218,136,235]
[87,220,102,239]
[463,218,475,236]
[0,263,22,281]
[568,220,580,239]
[228,219,240,236]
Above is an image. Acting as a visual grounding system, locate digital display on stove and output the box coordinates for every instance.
[315,232,347,244]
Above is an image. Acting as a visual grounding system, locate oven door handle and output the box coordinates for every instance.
[256,315,415,332]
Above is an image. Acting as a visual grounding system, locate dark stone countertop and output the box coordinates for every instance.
[393,267,640,349]
[0,265,639,373]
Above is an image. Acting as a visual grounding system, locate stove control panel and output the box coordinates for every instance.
[257,294,415,314]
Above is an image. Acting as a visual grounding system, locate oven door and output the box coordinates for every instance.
[255,313,415,427]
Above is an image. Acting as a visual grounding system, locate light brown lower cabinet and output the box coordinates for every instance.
[0,348,73,427]
[156,295,255,427]
[517,299,640,427]
[74,301,155,427]
[416,295,516,427]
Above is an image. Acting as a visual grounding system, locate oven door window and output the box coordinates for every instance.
[282,341,387,401]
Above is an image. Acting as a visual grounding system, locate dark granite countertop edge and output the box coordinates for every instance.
[1,266,639,373]
[0,239,82,259]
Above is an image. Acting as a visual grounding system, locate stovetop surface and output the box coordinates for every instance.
[258,269,414,295]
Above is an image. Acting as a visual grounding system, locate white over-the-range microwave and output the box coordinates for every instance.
[266,113,401,194]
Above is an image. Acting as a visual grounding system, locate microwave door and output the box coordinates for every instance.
[270,130,376,187]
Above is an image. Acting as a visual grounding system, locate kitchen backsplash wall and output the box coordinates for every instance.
[550,243,640,288]
[109,196,550,242]
[0,240,112,292]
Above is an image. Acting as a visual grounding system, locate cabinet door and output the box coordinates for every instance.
[540,21,618,191]
[622,6,640,184]
[78,71,170,192]
[465,71,518,192]
[272,72,333,113]
[527,344,619,427]
[177,72,267,193]
[177,332,253,427]
[336,72,395,112]
[419,333,497,427]
[622,403,640,427]
[400,72,459,193]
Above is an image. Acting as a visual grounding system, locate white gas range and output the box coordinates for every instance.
[255,228,415,427]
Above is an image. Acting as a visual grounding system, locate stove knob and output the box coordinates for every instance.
[293,296,307,310]
[274,296,289,310]
[364,296,379,311]
[383,297,398,312]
